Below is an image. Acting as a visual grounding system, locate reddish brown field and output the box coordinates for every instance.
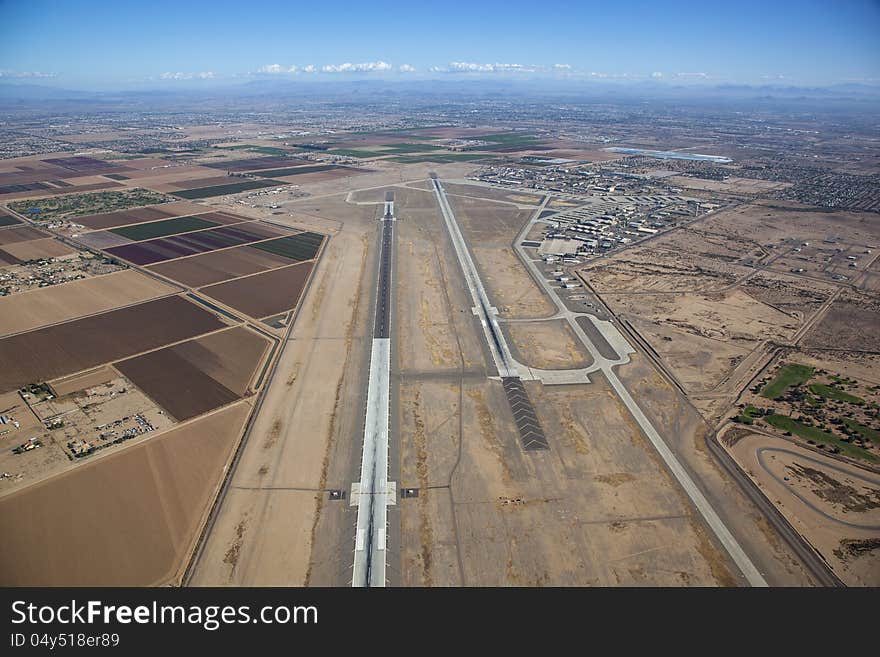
[115,349,239,421]
[0,296,226,393]
[200,261,314,318]
[0,226,48,245]
[0,237,76,260]
[174,326,269,395]
[76,205,175,230]
[0,401,250,586]
[0,269,177,337]
[115,325,269,419]
[147,243,292,287]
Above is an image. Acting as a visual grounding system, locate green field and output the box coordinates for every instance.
[110,215,218,241]
[215,145,295,156]
[8,188,172,222]
[843,419,880,445]
[761,363,815,399]
[473,132,546,149]
[0,215,21,227]
[328,143,444,158]
[172,180,284,199]
[253,165,342,178]
[103,174,130,181]
[765,414,877,462]
[251,232,324,261]
[389,153,496,164]
[808,383,864,404]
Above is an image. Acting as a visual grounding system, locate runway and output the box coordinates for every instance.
[351,198,395,587]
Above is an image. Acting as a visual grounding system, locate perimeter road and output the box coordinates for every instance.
[351,194,395,587]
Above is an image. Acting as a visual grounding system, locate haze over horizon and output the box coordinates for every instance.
[1,0,878,90]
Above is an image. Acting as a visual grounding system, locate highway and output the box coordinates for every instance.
[351,196,395,587]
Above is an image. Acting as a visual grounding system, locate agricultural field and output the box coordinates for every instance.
[109,215,221,241]
[0,295,226,393]
[252,164,348,178]
[250,231,325,261]
[171,179,284,199]
[147,243,292,287]
[201,156,308,171]
[115,326,269,421]
[104,222,285,265]
[200,261,315,319]
[73,201,203,230]
[0,401,251,586]
[8,188,172,222]
[0,214,21,227]
[0,269,177,337]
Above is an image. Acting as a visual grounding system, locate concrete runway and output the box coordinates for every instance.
[351,202,396,587]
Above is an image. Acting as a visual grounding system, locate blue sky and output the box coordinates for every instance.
[0,0,878,87]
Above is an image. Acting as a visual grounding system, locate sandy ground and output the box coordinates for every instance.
[726,431,880,586]
[505,320,594,369]
[0,401,250,585]
[0,269,178,337]
[189,202,372,586]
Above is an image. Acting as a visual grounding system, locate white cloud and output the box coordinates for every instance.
[674,72,711,80]
[302,65,317,74]
[436,62,541,74]
[553,63,571,70]
[0,69,56,79]
[651,71,664,79]
[399,64,416,72]
[257,64,298,74]
[321,61,392,73]
[160,71,215,80]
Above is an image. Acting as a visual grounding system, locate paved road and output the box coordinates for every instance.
[351,201,395,587]
[509,199,770,587]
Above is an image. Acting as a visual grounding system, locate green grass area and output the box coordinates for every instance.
[737,405,760,425]
[252,165,341,178]
[389,153,496,164]
[325,149,385,158]
[808,383,864,404]
[250,232,324,261]
[110,215,218,241]
[8,188,172,222]
[375,143,444,154]
[172,180,284,199]
[328,143,445,158]
[214,145,294,156]
[765,414,877,462]
[0,214,21,227]
[761,363,815,399]
[472,132,545,149]
[843,419,880,445]
[103,173,130,181]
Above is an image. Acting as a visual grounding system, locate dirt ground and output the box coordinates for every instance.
[606,290,799,394]
[505,320,594,369]
[802,289,880,352]
[726,431,880,586]
[189,203,372,586]
[397,375,736,586]
[0,237,76,260]
[0,402,250,586]
[0,269,178,337]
